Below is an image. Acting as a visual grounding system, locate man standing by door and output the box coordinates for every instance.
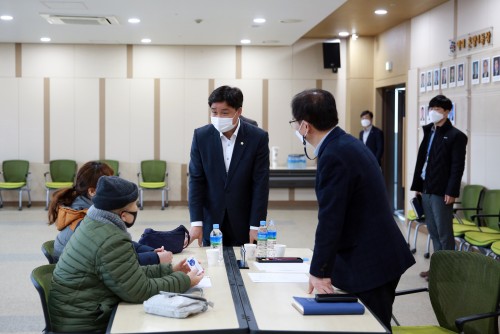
[359,110,384,166]
[411,95,467,280]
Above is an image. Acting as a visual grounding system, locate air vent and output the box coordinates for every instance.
[40,14,119,25]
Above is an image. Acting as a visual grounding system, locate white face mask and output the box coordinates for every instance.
[211,115,236,133]
[361,119,371,127]
[428,109,444,124]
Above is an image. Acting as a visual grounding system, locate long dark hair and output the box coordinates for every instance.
[48,161,114,224]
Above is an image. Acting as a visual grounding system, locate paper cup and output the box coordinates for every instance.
[243,243,257,259]
[275,244,286,257]
[206,248,220,266]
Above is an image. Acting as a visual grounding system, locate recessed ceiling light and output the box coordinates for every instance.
[1,15,13,21]
[240,39,251,44]
[374,9,388,15]
[338,31,350,37]
[141,38,151,43]
[40,37,51,42]
[253,18,266,24]
[128,18,141,24]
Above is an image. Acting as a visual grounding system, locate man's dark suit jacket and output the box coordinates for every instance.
[188,120,269,245]
[359,126,384,166]
[310,127,415,293]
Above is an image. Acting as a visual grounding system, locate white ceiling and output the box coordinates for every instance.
[0,0,347,46]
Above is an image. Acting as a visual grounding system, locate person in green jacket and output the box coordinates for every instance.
[48,176,204,333]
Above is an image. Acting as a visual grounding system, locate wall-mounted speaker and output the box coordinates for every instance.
[322,42,341,73]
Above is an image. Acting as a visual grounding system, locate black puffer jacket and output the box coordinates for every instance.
[411,118,467,197]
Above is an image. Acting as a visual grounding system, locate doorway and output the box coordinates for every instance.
[380,85,406,216]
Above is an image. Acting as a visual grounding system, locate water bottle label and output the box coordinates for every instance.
[267,231,277,239]
[210,235,222,246]
[257,232,267,240]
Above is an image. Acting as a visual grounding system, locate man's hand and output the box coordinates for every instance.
[308,274,334,294]
[189,226,203,247]
[187,268,205,287]
[444,195,456,205]
[173,259,190,273]
[155,247,173,264]
[249,229,258,244]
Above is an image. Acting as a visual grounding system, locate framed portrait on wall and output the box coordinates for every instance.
[441,67,448,89]
[449,65,456,88]
[471,60,479,85]
[481,57,490,84]
[448,103,456,125]
[419,105,427,126]
[433,68,440,90]
[420,71,426,92]
[457,63,465,86]
[492,56,500,82]
[426,70,432,92]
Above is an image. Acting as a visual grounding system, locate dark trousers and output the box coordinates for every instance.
[219,210,246,246]
[355,278,400,333]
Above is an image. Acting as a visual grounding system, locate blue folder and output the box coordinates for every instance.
[292,297,365,315]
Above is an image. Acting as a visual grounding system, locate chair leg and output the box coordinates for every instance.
[165,188,169,208]
[18,189,23,211]
[161,189,165,210]
[411,223,421,253]
[424,234,431,259]
[406,220,413,247]
[139,189,144,210]
[0,191,3,208]
[45,189,50,211]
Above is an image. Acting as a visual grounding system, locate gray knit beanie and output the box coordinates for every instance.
[93,176,138,210]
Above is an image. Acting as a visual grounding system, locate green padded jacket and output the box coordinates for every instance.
[48,209,191,333]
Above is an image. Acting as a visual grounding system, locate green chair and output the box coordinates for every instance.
[137,160,169,210]
[489,240,500,259]
[31,264,56,333]
[44,160,77,210]
[41,240,56,264]
[462,189,500,254]
[100,159,120,177]
[452,185,485,250]
[392,251,500,334]
[0,160,32,210]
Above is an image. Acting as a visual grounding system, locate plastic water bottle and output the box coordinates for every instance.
[257,220,268,257]
[267,219,277,257]
[210,224,223,262]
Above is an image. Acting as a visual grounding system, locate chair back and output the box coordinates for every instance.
[41,240,56,264]
[31,264,56,332]
[460,184,485,221]
[100,159,119,176]
[481,189,500,231]
[429,250,500,334]
[2,160,29,182]
[49,160,77,183]
[141,160,167,182]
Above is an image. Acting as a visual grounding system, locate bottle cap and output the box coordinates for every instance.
[213,224,219,228]
[260,220,266,226]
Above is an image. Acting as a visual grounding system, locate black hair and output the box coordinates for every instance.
[291,89,338,131]
[429,95,452,111]
[360,110,373,119]
[208,86,243,109]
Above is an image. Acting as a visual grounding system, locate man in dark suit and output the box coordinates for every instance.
[359,110,384,166]
[291,89,415,331]
[188,86,269,247]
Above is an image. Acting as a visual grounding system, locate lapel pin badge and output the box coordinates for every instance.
[241,142,244,145]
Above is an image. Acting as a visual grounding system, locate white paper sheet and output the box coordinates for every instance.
[254,262,310,273]
[194,276,212,288]
[247,272,309,283]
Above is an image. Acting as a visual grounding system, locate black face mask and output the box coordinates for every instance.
[121,210,138,228]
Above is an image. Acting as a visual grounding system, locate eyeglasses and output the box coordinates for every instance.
[289,119,300,129]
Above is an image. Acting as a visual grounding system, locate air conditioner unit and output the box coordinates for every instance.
[40,14,119,25]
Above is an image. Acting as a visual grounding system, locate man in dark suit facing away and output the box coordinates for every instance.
[359,110,384,166]
[290,89,415,331]
[188,86,269,247]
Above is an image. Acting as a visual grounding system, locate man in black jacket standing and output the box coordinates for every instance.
[359,110,384,166]
[411,95,467,279]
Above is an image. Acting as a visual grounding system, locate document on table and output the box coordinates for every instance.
[195,276,212,288]
[248,272,309,283]
[254,262,310,273]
